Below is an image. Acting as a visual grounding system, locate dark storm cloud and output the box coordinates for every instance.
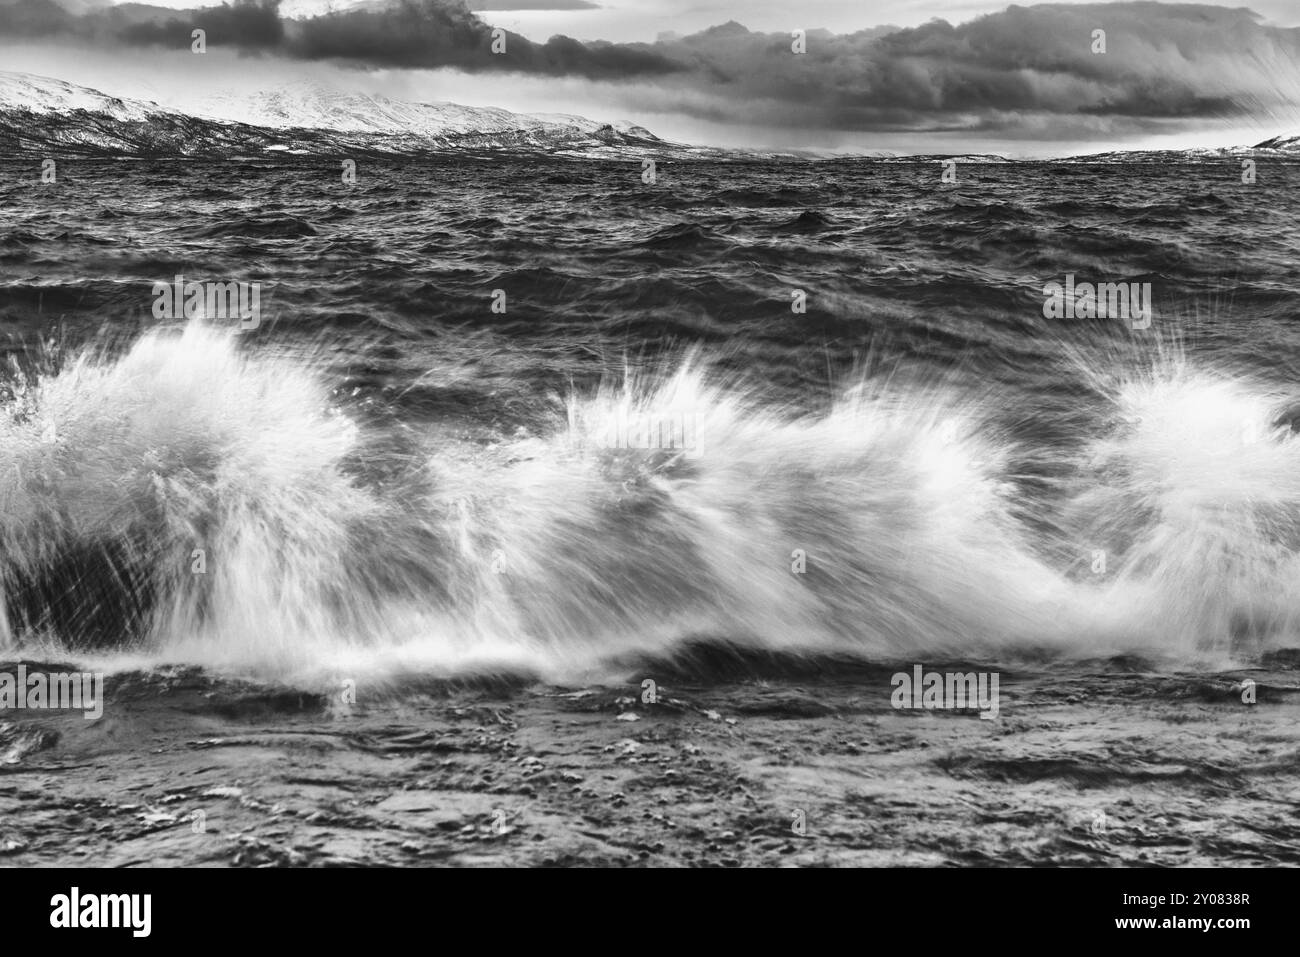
[288,0,674,76]
[638,4,1300,131]
[2,0,1298,133]
[0,0,678,79]
[122,0,282,48]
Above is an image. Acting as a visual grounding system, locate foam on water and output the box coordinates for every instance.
[1,323,1296,682]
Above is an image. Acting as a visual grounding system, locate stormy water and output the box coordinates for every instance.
[2,156,1300,685]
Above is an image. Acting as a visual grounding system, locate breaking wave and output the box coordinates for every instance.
[2,323,1298,682]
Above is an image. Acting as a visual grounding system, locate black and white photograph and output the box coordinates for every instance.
[0,0,1296,900]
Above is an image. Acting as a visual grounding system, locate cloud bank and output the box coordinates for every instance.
[2,0,1298,138]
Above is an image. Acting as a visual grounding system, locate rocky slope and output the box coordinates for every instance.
[1057,137,1300,163]
[0,71,682,160]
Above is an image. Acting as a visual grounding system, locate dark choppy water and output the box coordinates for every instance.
[6,159,1300,398]
[2,157,1300,680]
